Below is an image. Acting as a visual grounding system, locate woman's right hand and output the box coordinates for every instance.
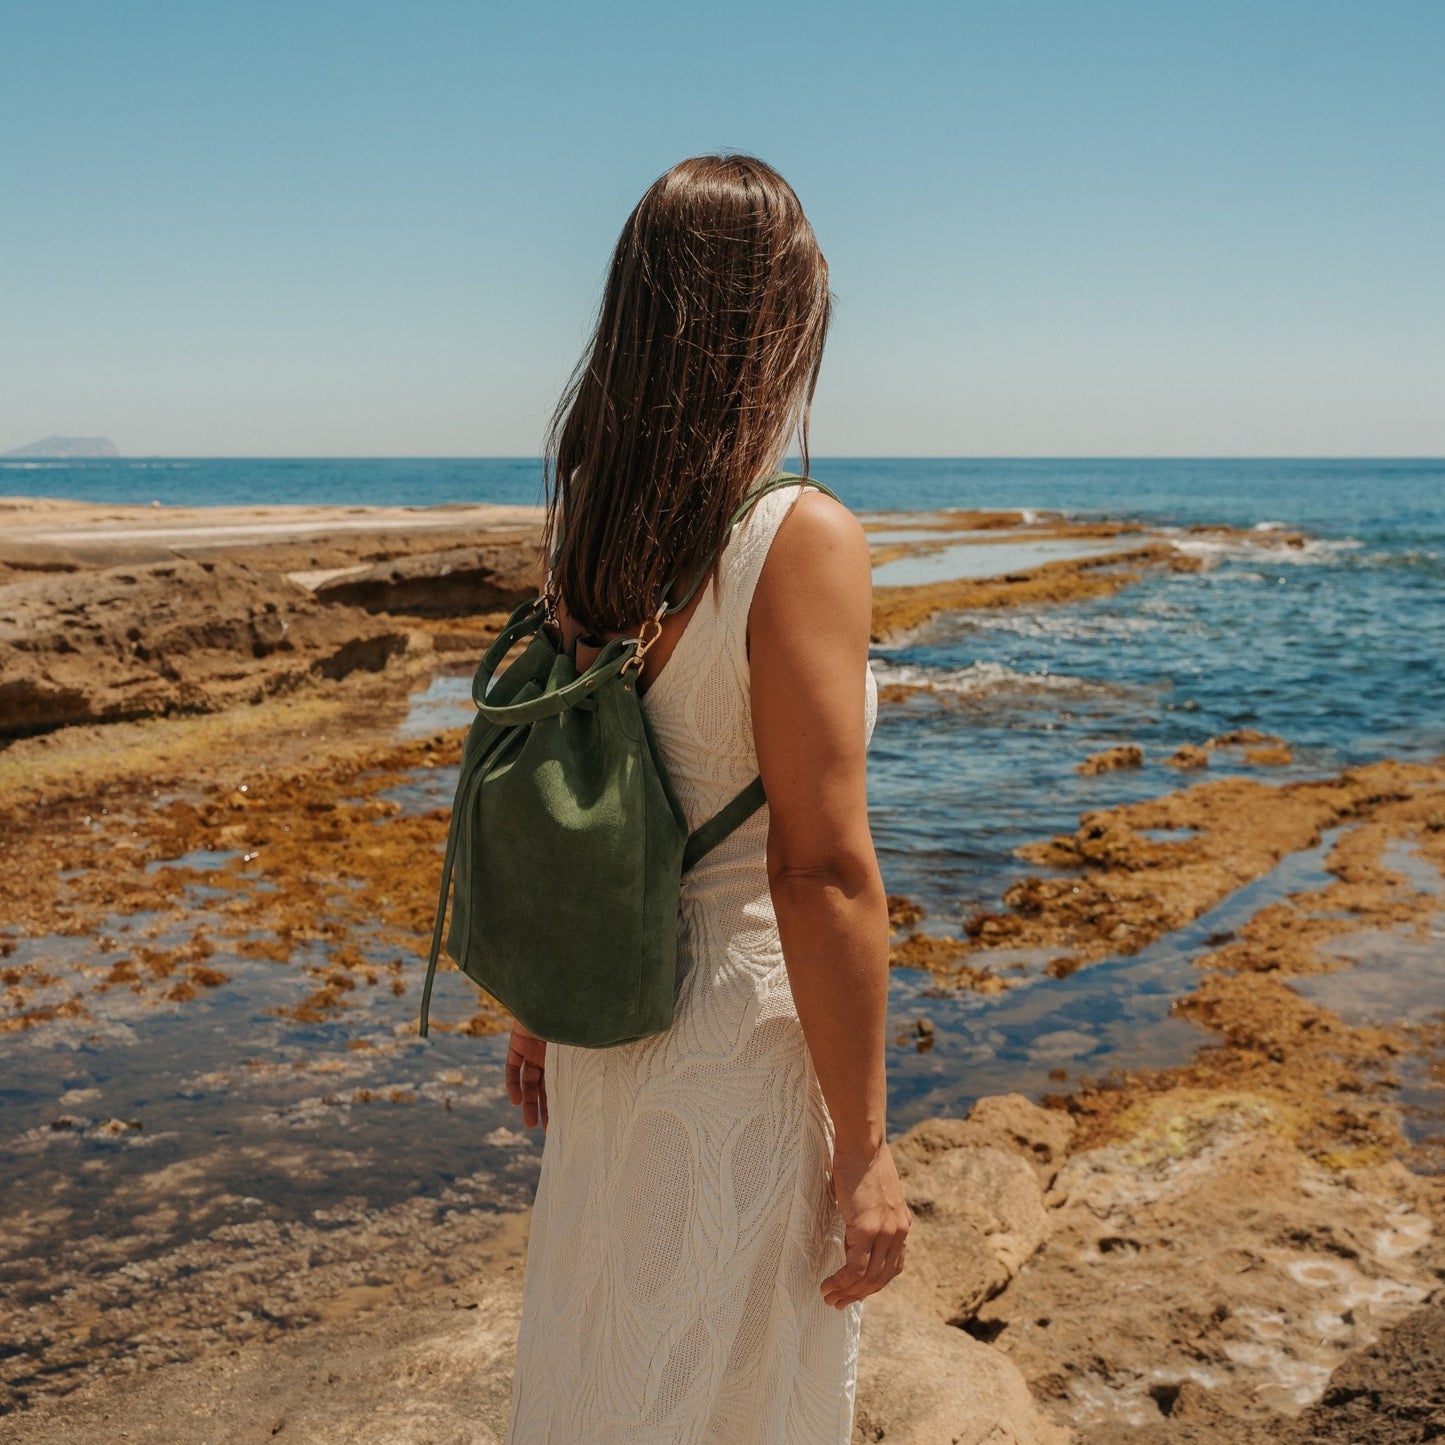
[504,1021,549,1131]
[821,1139,911,1309]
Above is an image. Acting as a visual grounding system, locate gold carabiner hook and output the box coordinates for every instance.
[622,600,668,675]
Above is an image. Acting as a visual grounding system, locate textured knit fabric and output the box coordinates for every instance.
[504,482,880,1444]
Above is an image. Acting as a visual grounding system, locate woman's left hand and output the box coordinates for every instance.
[505,1021,549,1131]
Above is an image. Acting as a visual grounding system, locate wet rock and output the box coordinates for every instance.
[872,543,1175,644]
[310,543,541,619]
[888,894,926,930]
[1168,744,1210,770]
[1246,743,1295,766]
[959,760,1445,979]
[1078,745,1144,775]
[888,929,1013,992]
[0,559,414,737]
[895,1016,937,1052]
[1208,728,1281,747]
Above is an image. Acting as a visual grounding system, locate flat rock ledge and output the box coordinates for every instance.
[0,559,417,737]
[309,544,541,619]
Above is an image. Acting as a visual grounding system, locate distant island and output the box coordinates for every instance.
[2,435,119,459]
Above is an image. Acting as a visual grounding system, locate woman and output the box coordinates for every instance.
[502,153,909,1443]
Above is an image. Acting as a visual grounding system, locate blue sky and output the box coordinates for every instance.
[2,1,1441,456]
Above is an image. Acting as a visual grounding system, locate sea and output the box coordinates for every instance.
[3,457,1443,1314]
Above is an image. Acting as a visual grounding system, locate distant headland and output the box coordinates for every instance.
[2,435,119,459]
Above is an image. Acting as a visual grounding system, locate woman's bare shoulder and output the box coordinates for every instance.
[750,486,871,647]
[758,487,870,591]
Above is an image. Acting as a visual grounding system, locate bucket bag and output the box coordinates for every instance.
[418,471,840,1046]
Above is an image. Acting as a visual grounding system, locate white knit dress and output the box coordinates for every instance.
[504,482,879,1444]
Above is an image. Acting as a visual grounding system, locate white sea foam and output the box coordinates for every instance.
[869,656,1124,700]
[1166,531,1362,568]
[962,606,1181,643]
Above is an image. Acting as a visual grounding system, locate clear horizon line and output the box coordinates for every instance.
[5,453,1444,464]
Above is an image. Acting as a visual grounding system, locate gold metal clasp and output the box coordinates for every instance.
[621,600,668,674]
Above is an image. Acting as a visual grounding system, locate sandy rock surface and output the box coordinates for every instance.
[855,1287,1074,1445]
[3,1267,526,1445]
[852,1095,1078,1443]
[973,1095,1445,1442]
[0,559,415,737]
[0,497,553,737]
[889,1096,1074,1328]
[0,496,544,579]
[1279,1293,1445,1444]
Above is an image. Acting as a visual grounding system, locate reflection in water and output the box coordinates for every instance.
[872,536,1146,587]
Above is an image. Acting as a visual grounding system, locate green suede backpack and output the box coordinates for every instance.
[418,471,840,1046]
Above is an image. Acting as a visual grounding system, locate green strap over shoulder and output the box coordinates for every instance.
[659,471,841,614]
[681,775,767,872]
[547,470,841,615]
[671,477,840,868]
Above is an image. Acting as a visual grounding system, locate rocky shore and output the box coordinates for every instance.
[5,1090,1440,1443]
[2,496,1443,1443]
[0,497,544,738]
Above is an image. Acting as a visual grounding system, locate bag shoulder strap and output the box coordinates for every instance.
[661,473,841,614]
[682,775,766,872]
[546,471,843,615]
[678,473,846,870]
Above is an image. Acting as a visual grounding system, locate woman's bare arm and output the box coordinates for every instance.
[748,488,910,1308]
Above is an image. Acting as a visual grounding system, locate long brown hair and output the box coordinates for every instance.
[542,153,831,637]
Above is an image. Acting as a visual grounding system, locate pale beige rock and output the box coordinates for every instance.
[854,1279,1075,1444]
[889,1095,1072,1327]
[4,1203,1073,1445]
[902,1144,1051,1324]
[3,1099,1075,1444]
[972,1095,1444,1439]
[895,1093,1076,1190]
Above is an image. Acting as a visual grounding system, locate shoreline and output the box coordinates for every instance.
[3,496,1443,1440]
